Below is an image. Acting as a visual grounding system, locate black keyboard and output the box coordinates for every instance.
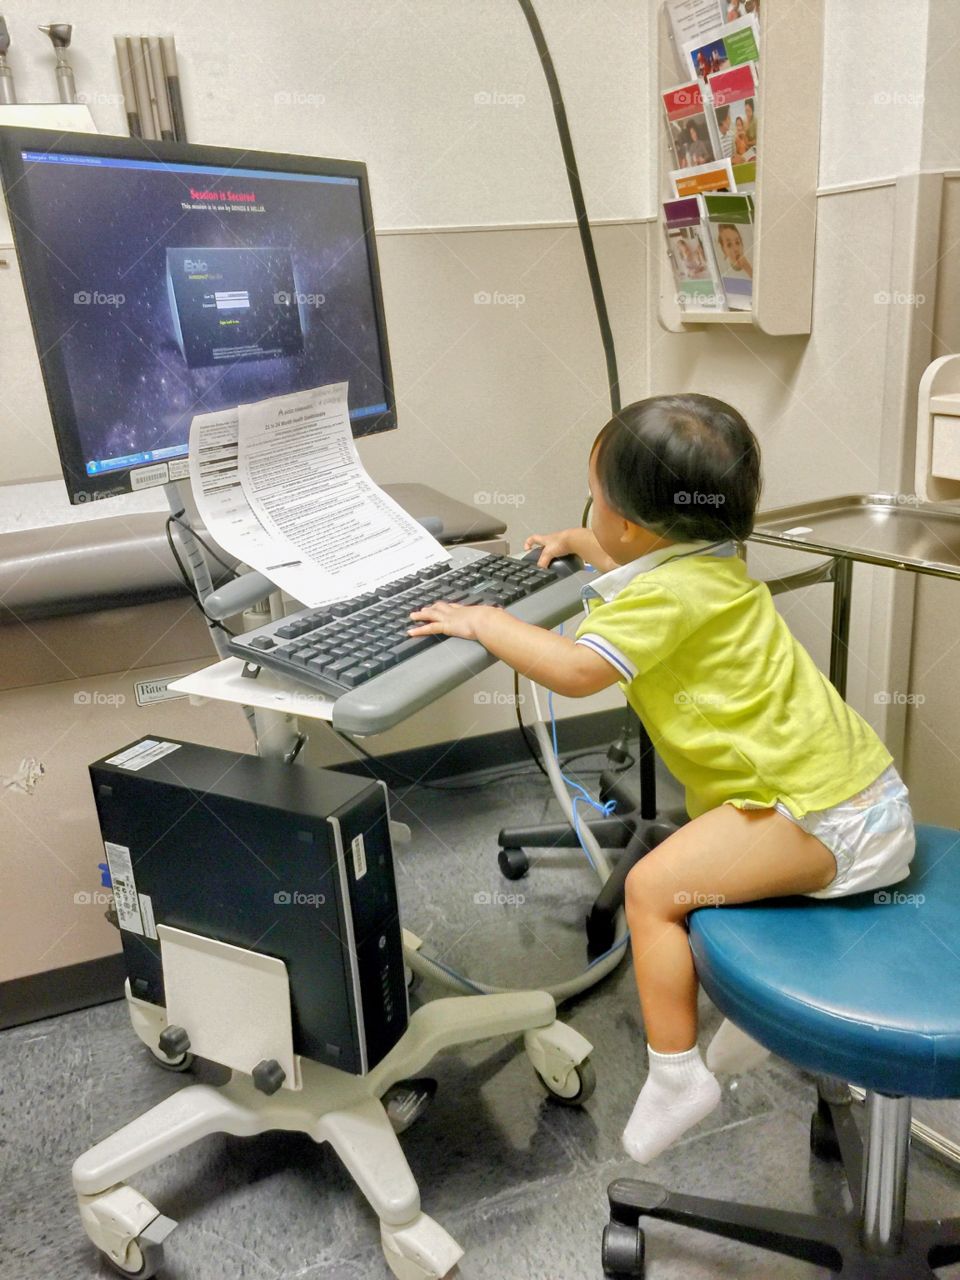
[228,549,563,701]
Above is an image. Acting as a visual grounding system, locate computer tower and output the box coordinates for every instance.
[89,736,408,1075]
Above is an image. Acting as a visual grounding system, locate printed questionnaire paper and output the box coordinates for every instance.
[238,383,449,602]
[189,406,334,605]
[188,383,449,609]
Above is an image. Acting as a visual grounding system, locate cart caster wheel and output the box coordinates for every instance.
[537,1056,596,1106]
[96,1213,175,1278]
[498,846,529,880]
[602,1221,645,1277]
[98,1241,163,1279]
[404,963,421,995]
[810,1109,841,1161]
[381,1212,463,1279]
[147,1043,194,1073]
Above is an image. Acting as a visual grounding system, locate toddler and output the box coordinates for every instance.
[409,395,915,1163]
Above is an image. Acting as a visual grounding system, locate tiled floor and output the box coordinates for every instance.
[3,756,959,1280]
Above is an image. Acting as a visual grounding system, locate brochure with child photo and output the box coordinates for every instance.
[663,196,726,312]
[662,81,718,170]
[702,192,754,310]
[708,62,758,176]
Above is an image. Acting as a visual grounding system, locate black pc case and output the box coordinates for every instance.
[89,737,408,1075]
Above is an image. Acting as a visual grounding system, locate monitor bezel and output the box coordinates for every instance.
[0,127,398,505]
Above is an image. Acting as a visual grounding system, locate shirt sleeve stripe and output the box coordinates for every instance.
[575,634,637,681]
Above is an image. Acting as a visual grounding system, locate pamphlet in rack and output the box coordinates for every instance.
[663,196,726,312]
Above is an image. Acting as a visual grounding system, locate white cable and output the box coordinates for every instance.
[406,676,629,1004]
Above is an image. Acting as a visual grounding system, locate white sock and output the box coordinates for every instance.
[622,1045,721,1164]
[705,1018,771,1074]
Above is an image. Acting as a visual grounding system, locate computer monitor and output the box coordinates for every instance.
[0,128,397,504]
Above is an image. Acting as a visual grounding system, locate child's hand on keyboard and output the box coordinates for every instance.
[524,531,574,567]
[408,601,494,640]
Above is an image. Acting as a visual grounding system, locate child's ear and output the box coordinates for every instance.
[620,518,646,547]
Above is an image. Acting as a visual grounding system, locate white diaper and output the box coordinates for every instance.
[775,764,916,899]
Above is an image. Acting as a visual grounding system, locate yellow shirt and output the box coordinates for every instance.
[575,542,892,820]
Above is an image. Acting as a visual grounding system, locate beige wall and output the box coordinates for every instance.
[0,600,253,982]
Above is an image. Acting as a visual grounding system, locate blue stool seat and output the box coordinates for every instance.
[604,823,960,1279]
[688,822,960,1098]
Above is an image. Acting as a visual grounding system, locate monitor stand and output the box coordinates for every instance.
[70,479,596,1280]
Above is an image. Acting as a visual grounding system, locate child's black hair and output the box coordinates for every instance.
[592,394,761,542]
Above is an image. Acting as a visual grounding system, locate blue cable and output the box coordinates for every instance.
[545,621,617,875]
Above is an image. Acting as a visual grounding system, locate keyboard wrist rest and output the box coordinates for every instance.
[330,568,592,735]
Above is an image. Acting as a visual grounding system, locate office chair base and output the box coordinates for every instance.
[604,1089,960,1278]
[76,988,594,1280]
[602,1186,960,1278]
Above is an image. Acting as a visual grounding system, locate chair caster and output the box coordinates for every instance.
[809,1106,842,1161]
[78,1186,176,1278]
[380,1212,463,1279]
[602,1221,645,1277]
[498,846,529,880]
[524,1020,596,1105]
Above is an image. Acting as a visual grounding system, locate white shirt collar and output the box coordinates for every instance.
[581,539,736,603]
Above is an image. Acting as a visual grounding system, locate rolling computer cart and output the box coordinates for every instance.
[72,482,620,1280]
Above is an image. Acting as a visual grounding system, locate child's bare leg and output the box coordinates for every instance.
[620,804,837,1163]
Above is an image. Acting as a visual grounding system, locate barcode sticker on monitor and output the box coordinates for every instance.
[104,841,144,935]
[351,833,368,881]
[130,462,170,490]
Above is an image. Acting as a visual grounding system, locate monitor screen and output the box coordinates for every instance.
[0,130,397,503]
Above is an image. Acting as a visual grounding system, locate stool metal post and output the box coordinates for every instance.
[860,1091,911,1255]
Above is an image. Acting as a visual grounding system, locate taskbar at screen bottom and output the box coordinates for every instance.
[84,400,392,476]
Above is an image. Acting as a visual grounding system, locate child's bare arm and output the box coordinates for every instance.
[408,602,620,698]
